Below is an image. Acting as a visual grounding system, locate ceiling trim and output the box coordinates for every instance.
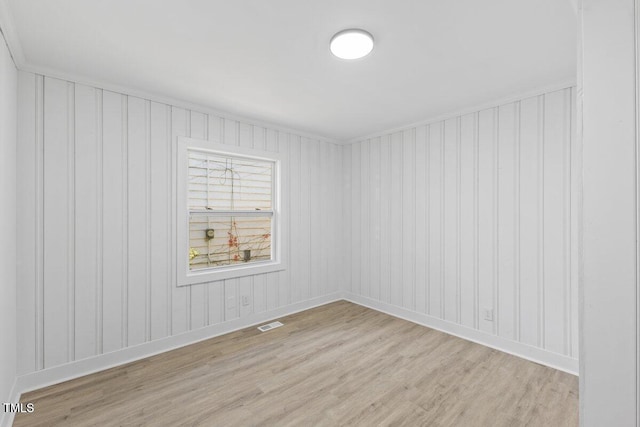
[13,53,580,146]
[0,0,25,67]
[16,61,342,145]
[2,0,340,145]
[1,0,576,146]
[346,78,577,144]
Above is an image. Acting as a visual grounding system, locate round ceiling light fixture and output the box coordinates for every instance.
[330,29,374,60]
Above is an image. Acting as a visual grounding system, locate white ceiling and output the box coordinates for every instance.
[6,0,576,141]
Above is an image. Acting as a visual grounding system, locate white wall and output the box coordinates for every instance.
[344,87,579,373]
[16,72,344,376]
[580,0,638,424]
[0,31,18,425]
[15,73,580,384]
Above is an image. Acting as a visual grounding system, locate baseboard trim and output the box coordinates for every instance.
[343,293,578,376]
[0,378,20,427]
[12,289,576,415]
[15,293,344,396]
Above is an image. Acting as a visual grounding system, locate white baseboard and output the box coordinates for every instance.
[343,293,578,376]
[9,289,575,422]
[15,292,344,396]
[0,378,20,427]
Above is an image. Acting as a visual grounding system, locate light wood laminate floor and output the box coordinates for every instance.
[15,301,578,426]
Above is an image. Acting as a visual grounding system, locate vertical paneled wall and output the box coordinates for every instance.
[345,87,578,361]
[16,72,344,375]
[15,71,577,377]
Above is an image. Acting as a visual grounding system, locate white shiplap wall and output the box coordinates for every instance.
[15,69,579,380]
[344,87,579,369]
[16,72,344,375]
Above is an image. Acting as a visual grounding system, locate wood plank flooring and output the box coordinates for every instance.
[14,301,578,426]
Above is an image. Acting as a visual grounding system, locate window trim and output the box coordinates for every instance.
[176,137,286,286]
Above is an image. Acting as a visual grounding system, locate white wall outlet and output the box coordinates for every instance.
[241,295,250,306]
[483,308,494,321]
[226,296,235,310]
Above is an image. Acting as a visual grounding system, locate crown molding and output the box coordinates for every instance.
[17,60,342,145]
[0,0,340,147]
[0,0,25,67]
[0,0,576,147]
[13,55,579,147]
[345,79,577,144]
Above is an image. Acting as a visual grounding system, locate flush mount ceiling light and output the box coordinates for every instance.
[330,29,374,60]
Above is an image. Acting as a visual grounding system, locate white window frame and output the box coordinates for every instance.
[176,136,286,286]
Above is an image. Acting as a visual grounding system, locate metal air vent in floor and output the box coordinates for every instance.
[257,321,284,332]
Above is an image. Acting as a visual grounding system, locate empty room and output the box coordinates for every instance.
[0,1,637,426]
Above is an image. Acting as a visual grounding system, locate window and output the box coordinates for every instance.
[177,137,285,286]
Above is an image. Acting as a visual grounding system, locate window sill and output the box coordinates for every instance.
[177,261,286,286]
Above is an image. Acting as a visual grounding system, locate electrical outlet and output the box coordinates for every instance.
[226,296,235,310]
[483,308,494,321]
[241,295,250,306]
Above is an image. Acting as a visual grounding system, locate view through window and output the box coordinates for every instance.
[187,151,274,270]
